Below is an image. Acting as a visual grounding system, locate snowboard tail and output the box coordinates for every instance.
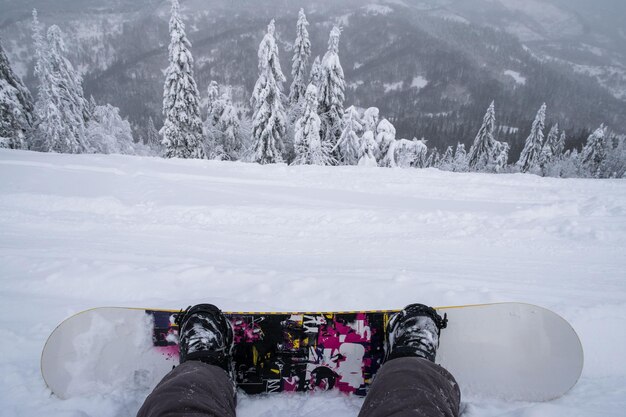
[41,303,584,402]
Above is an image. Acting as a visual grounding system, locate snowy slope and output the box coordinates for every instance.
[1,149,626,416]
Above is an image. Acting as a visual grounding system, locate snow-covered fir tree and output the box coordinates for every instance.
[468,101,496,170]
[207,81,220,117]
[203,81,227,158]
[47,27,90,124]
[318,26,345,161]
[0,38,34,149]
[251,20,287,164]
[33,23,88,153]
[581,124,608,178]
[376,118,396,166]
[145,116,161,150]
[518,103,547,173]
[216,90,244,160]
[336,105,363,165]
[292,83,332,165]
[358,130,378,167]
[425,148,440,168]
[492,141,510,172]
[453,142,468,172]
[555,130,566,158]
[309,56,322,88]
[539,123,559,171]
[383,138,428,168]
[288,9,311,107]
[438,146,454,170]
[161,0,205,159]
[85,104,136,154]
[602,135,626,178]
[362,107,379,136]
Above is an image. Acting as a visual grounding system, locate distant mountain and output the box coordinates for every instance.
[1,0,624,158]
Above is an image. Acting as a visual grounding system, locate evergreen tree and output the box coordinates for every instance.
[376,118,396,165]
[292,84,332,165]
[47,26,90,124]
[161,0,205,159]
[288,9,311,107]
[85,103,136,154]
[362,107,379,136]
[216,90,243,160]
[539,123,559,172]
[358,130,378,167]
[251,20,287,164]
[581,124,608,177]
[555,130,566,158]
[204,81,226,158]
[0,38,34,149]
[518,103,547,173]
[309,56,322,88]
[318,26,345,161]
[438,146,454,170]
[207,80,220,117]
[492,141,510,172]
[336,105,363,165]
[33,24,87,153]
[145,116,161,150]
[468,101,496,170]
[453,142,468,172]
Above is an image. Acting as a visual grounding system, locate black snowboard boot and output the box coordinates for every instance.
[384,303,448,363]
[175,304,234,378]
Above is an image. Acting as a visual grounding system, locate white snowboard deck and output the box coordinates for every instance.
[41,303,583,402]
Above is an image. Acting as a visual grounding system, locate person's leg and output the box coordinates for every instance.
[137,361,236,417]
[358,357,460,417]
[136,304,236,417]
[358,304,460,417]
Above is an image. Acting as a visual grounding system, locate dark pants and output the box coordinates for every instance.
[137,357,460,417]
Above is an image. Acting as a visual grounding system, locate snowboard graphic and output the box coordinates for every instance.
[41,303,583,402]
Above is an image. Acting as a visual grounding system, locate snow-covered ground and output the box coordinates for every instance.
[1,149,626,417]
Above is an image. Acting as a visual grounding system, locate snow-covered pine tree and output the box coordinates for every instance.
[581,124,608,177]
[161,0,205,159]
[0,37,34,149]
[468,101,496,170]
[309,56,322,88]
[438,146,454,170]
[555,130,566,158]
[251,20,287,164]
[204,81,226,158]
[358,130,378,167]
[292,83,332,165]
[33,24,88,153]
[47,25,90,121]
[217,90,243,160]
[288,9,311,107]
[145,116,161,150]
[602,135,626,178]
[318,26,345,161]
[85,103,136,154]
[207,81,220,116]
[518,103,547,173]
[376,118,396,166]
[492,141,510,172]
[540,123,559,165]
[336,105,363,165]
[453,142,468,172]
[362,107,379,136]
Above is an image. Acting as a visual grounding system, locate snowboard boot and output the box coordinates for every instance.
[175,303,235,379]
[384,303,448,363]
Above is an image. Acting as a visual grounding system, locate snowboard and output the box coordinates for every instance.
[41,303,583,402]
